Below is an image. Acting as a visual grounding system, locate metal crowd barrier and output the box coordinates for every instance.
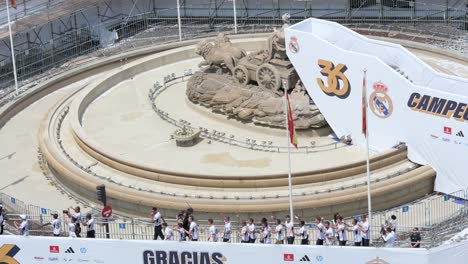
[1,189,466,248]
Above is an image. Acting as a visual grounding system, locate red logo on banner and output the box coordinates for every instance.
[444,126,452,135]
[283,254,294,261]
[49,246,60,253]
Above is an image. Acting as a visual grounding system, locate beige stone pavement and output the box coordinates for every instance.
[0,49,466,213]
[83,58,365,177]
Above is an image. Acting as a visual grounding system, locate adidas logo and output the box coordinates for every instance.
[300,255,311,262]
[456,131,464,137]
[65,247,75,253]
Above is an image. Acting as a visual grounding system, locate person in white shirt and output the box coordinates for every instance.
[85,213,95,238]
[348,218,362,246]
[14,214,29,236]
[176,223,186,241]
[247,218,256,243]
[360,215,370,246]
[208,219,218,242]
[271,219,285,244]
[336,217,347,246]
[0,204,6,235]
[67,206,82,237]
[222,216,231,242]
[151,207,164,240]
[295,220,309,245]
[43,213,61,237]
[324,221,334,245]
[162,222,174,241]
[260,221,272,244]
[382,227,396,247]
[314,217,326,245]
[240,221,249,243]
[285,215,295,244]
[66,216,77,238]
[186,215,199,241]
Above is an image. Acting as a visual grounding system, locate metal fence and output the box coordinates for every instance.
[1,189,466,247]
[0,0,466,96]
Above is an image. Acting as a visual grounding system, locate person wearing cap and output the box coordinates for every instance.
[43,213,61,237]
[0,204,6,235]
[14,214,29,236]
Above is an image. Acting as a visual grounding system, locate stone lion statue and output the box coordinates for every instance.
[195,34,246,73]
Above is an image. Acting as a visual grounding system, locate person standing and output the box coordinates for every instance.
[314,217,325,245]
[349,218,361,246]
[66,216,77,238]
[410,227,421,248]
[240,221,249,243]
[85,214,95,238]
[324,221,335,245]
[208,219,218,242]
[360,215,370,246]
[176,223,186,241]
[247,218,256,243]
[14,214,29,236]
[285,215,295,244]
[382,227,396,247]
[151,207,164,240]
[336,217,347,246]
[222,216,231,242]
[67,206,82,237]
[182,211,190,233]
[186,215,199,241]
[43,213,61,237]
[0,204,6,235]
[162,222,174,241]
[295,220,309,245]
[272,219,284,244]
[260,221,272,244]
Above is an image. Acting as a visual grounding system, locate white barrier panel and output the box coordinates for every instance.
[428,240,468,264]
[285,19,468,195]
[0,236,429,264]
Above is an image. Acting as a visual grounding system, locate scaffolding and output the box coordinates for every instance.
[0,0,466,93]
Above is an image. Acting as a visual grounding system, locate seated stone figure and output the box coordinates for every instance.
[267,13,291,61]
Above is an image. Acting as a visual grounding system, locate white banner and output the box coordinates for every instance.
[0,236,431,264]
[285,19,468,195]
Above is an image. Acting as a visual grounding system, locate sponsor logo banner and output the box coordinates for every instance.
[283,253,294,261]
[143,250,227,264]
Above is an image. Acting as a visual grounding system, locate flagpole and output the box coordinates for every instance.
[6,0,19,96]
[176,0,182,42]
[284,90,294,224]
[364,69,372,244]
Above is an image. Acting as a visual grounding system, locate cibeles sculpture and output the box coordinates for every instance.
[187,15,327,130]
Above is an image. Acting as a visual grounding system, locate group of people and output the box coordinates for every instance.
[151,207,204,242]
[48,206,96,238]
[150,209,422,248]
[3,204,422,248]
[5,205,96,238]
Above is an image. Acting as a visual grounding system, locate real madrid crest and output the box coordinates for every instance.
[369,81,393,119]
[288,36,299,54]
